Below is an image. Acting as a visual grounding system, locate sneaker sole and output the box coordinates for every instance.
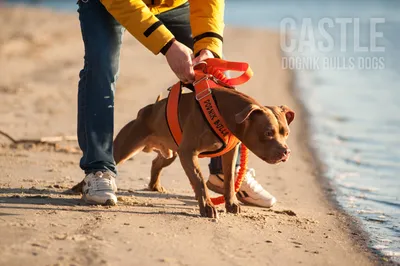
[207,180,276,208]
[238,196,276,208]
[104,199,117,206]
[82,195,117,206]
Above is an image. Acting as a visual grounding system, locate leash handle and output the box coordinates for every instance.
[194,58,253,86]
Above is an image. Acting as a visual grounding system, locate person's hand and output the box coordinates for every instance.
[165,40,195,83]
[192,49,215,66]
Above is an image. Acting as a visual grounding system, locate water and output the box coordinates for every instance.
[4,0,400,261]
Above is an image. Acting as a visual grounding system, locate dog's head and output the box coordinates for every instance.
[235,104,295,164]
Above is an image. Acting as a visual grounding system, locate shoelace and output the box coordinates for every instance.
[242,168,265,193]
[92,173,114,191]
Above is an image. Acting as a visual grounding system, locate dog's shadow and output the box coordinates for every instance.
[0,186,202,218]
[118,187,195,200]
[0,186,198,208]
[0,187,82,206]
[117,188,199,208]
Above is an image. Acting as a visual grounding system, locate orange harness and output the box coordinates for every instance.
[166,58,253,158]
[166,58,253,205]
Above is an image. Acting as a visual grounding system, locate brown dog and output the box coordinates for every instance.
[113,87,295,218]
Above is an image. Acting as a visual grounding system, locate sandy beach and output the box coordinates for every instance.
[0,6,385,266]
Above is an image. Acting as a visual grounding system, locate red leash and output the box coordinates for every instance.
[210,145,249,205]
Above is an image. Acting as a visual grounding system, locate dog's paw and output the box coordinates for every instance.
[225,201,241,214]
[200,201,218,219]
[148,184,167,193]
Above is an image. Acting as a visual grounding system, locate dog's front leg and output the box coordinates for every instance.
[178,148,218,218]
[222,144,241,214]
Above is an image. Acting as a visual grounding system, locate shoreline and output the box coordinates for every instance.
[0,6,389,265]
[287,43,398,265]
[288,69,391,265]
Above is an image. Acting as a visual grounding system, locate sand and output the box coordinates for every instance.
[0,6,385,266]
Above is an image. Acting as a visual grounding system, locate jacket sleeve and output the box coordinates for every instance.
[190,0,225,58]
[100,0,175,55]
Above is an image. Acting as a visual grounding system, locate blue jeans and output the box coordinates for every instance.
[77,0,239,175]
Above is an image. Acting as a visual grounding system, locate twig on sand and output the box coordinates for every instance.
[0,130,80,154]
[40,135,77,142]
[0,130,77,145]
[0,130,17,143]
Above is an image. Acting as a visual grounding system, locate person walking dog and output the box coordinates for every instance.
[76,0,276,207]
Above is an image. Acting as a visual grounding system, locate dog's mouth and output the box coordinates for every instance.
[261,157,281,164]
[261,154,290,164]
[279,153,290,163]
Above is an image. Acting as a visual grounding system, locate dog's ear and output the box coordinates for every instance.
[280,105,295,125]
[235,104,262,124]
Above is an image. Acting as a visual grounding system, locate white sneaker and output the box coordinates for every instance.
[82,171,118,206]
[206,168,277,208]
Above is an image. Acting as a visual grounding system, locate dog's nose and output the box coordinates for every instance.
[283,148,291,156]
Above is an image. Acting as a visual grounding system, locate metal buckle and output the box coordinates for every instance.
[192,74,209,86]
[212,76,235,89]
[195,88,212,101]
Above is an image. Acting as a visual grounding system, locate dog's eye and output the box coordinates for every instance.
[265,130,275,138]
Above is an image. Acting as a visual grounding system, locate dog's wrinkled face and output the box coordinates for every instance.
[235,104,295,164]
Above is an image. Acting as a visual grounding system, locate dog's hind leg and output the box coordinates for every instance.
[148,151,177,192]
[113,119,150,165]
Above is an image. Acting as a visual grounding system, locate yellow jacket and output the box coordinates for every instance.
[100,0,224,57]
